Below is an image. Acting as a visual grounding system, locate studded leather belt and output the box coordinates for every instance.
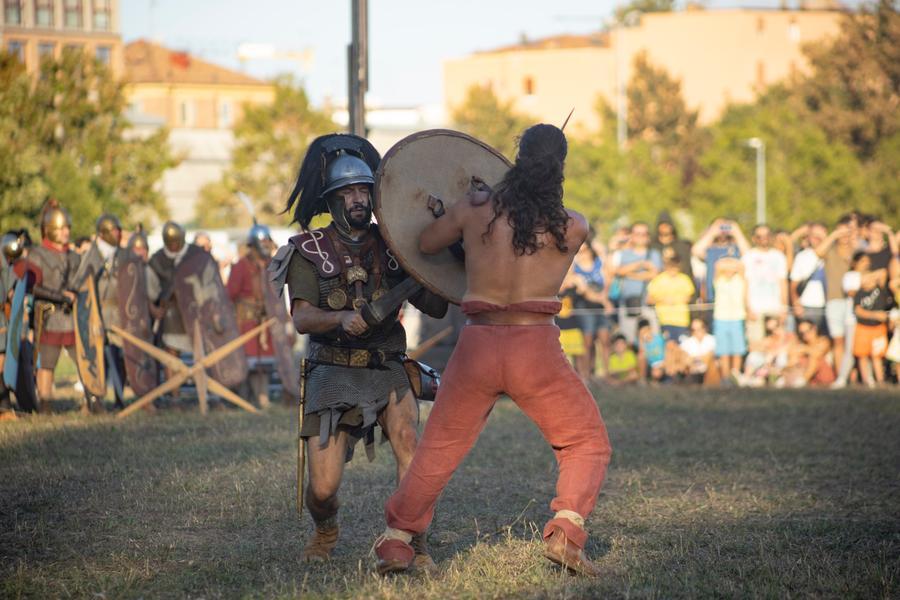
[307,344,405,368]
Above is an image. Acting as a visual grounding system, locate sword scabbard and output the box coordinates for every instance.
[297,357,308,517]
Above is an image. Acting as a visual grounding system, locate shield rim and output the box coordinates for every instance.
[3,276,26,389]
[74,271,107,398]
[373,128,511,305]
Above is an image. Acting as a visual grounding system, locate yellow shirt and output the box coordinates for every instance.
[647,271,695,327]
[609,350,637,379]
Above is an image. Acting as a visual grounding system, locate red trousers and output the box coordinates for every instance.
[385,323,612,549]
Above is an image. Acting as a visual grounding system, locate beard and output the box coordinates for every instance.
[346,203,372,229]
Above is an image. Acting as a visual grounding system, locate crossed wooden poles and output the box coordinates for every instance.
[109,318,275,419]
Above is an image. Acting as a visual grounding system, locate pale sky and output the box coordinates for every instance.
[121,0,793,107]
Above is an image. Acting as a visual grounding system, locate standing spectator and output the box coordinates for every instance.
[653,211,694,283]
[852,252,890,388]
[742,224,788,344]
[712,255,747,382]
[817,215,859,387]
[860,217,899,281]
[783,319,836,388]
[692,218,750,304]
[636,318,666,383]
[606,334,639,386]
[679,318,717,385]
[647,247,695,342]
[790,223,828,332]
[612,222,662,344]
[572,241,612,377]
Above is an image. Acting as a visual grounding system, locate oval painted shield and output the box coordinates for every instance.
[74,272,106,398]
[117,252,158,397]
[175,248,247,388]
[374,129,511,304]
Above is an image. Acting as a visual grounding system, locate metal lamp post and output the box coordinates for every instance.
[745,137,766,225]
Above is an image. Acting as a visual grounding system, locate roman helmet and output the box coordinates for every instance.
[95,213,122,246]
[127,224,149,259]
[161,221,186,253]
[40,199,72,245]
[283,134,380,236]
[247,219,273,255]
[1,232,25,262]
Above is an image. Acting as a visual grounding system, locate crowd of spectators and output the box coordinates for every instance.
[557,211,900,389]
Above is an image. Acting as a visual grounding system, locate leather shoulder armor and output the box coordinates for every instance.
[289,228,342,279]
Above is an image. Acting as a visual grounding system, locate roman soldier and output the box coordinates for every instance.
[26,200,82,413]
[127,224,150,263]
[146,221,204,403]
[226,222,277,408]
[269,134,447,565]
[73,214,130,408]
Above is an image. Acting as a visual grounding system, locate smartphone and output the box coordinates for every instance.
[720,223,732,232]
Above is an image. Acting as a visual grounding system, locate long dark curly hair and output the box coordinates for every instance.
[485,124,569,255]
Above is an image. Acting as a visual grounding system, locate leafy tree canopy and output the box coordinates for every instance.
[451,85,534,160]
[195,77,334,229]
[0,50,177,238]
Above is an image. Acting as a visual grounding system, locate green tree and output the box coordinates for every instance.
[565,133,681,228]
[790,0,900,160]
[195,77,334,228]
[690,91,872,231]
[451,85,534,160]
[867,132,900,220]
[0,50,177,237]
[614,0,675,22]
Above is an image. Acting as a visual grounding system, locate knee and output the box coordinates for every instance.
[390,421,418,457]
[307,479,340,510]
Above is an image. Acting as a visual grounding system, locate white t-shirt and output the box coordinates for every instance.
[680,333,716,373]
[742,248,787,315]
[789,248,826,308]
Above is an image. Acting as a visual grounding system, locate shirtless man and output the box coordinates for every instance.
[374,124,612,576]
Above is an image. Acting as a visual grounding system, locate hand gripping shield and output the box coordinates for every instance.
[373,129,511,304]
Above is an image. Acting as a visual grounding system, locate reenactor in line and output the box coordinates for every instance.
[73,215,131,409]
[27,200,83,413]
[146,222,197,396]
[226,223,278,408]
[127,225,150,263]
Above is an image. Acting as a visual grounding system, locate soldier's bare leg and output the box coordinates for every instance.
[36,368,54,413]
[302,429,350,561]
[379,388,434,570]
[250,371,270,408]
[379,389,419,484]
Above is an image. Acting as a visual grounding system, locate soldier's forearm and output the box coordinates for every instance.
[33,285,72,305]
[410,288,448,319]
[292,303,346,334]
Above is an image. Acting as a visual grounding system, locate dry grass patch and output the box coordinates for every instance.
[1,386,897,598]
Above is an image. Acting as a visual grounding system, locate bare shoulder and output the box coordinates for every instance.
[565,210,589,243]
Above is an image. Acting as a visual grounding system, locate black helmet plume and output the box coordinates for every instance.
[284,134,381,230]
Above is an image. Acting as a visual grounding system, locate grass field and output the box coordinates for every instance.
[1,385,898,599]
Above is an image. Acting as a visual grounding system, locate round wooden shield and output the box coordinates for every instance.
[374,129,511,305]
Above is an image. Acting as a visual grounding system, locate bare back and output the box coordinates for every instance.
[459,199,587,304]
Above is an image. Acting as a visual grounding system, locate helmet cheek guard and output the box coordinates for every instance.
[322,153,375,235]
